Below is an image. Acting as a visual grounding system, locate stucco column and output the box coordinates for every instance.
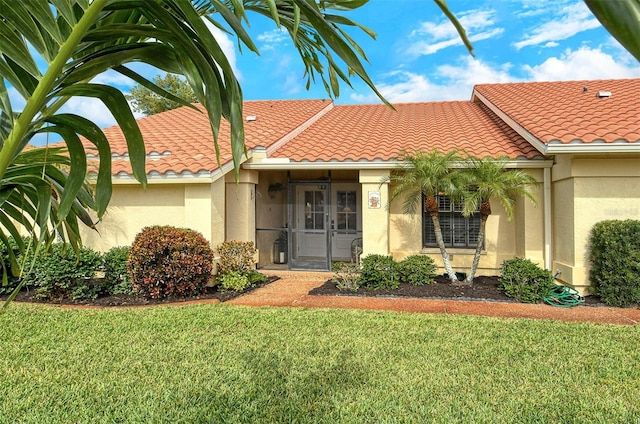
[359,169,390,257]
[209,178,225,247]
[225,170,258,242]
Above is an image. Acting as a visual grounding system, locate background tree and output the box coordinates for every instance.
[126,74,198,116]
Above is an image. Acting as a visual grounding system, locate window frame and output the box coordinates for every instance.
[422,195,481,249]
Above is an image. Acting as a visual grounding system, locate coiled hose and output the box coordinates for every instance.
[544,285,584,308]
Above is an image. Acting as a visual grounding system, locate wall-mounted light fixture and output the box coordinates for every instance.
[268,182,284,199]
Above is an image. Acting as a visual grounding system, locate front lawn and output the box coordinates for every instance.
[1,304,639,423]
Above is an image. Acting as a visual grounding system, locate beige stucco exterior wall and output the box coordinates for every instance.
[225,170,258,243]
[514,168,545,266]
[552,155,640,293]
[81,179,226,252]
[81,184,185,251]
[359,170,389,257]
[387,168,545,276]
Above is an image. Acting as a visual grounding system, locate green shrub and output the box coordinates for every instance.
[498,257,554,303]
[216,269,267,292]
[589,220,640,307]
[331,262,360,292]
[398,255,437,286]
[127,226,214,299]
[24,243,103,301]
[359,254,399,290]
[217,271,252,292]
[215,240,257,274]
[103,246,134,295]
[248,271,269,285]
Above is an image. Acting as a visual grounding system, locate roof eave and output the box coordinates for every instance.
[545,143,640,154]
[106,160,236,185]
[243,158,553,170]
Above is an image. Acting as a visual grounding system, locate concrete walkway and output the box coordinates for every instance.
[227,271,640,326]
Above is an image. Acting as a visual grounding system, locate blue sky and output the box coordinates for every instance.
[233,0,640,104]
[24,0,640,140]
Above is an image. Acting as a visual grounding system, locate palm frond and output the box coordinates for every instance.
[585,0,640,62]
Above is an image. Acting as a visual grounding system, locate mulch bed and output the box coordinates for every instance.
[4,275,615,308]
[1,276,279,307]
[309,275,606,306]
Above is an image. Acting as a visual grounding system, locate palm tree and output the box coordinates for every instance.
[458,156,538,284]
[386,150,463,283]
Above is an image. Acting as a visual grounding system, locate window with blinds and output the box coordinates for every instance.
[423,195,481,248]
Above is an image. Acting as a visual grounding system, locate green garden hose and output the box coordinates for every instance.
[544,285,584,308]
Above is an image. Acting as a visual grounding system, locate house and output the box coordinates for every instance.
[80,78,640,294]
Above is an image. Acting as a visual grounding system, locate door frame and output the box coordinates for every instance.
[330,183,362,261]
[286,179,363,270]
[287,181,332,271]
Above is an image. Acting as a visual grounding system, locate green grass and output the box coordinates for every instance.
[1,304,639,423]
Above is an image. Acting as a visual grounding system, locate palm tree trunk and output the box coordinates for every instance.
[466,214,488,284]
[431,213,459,282]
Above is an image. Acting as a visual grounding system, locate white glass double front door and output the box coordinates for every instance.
[289,183,361,270]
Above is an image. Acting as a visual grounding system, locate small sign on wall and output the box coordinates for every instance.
[368,191,381,209]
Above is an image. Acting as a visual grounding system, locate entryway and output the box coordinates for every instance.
[288,181,362,271]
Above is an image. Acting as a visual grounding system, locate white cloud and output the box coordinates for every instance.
[410,37,461,57]
[264,54,306,95]
[523,46,640,80]
[282,72,304,95]
[514,2,600,50]
[437,57,516,87]
[354,44,640,106]
[61,97,117,129]
[8,84,119,145]
[351,58,517,103]
[27,97,119,146]
[204,20,241,80]
[408,10,503,56]
[515,0,574,18]
[257,28,288,51]
[91,69,136,87]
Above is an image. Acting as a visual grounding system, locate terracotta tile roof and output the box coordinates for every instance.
[270,101,542,162]
[474,79,640,145]
[78,78,639,177]
[88,100,332,176]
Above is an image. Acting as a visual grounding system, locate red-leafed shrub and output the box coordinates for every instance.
[127,226,214,299]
